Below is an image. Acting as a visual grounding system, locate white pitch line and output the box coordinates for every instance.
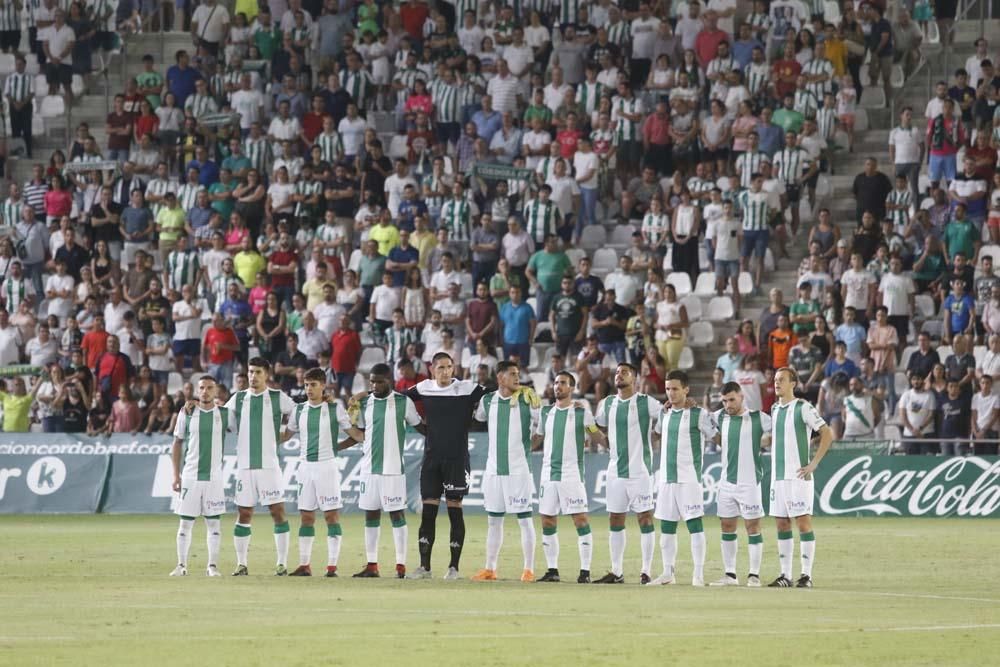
[2,624,999,643]
[817,590,1000,605]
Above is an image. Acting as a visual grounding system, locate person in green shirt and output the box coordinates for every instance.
[489,257,521,307]
[549,275,588,357]
[368,214,401,257]
[912,236,947,291]
[943,203,979,262]
[523,88,553,126]
[135,55,164,109]
[789,282,820,336]
[208,168,238,220]
[0,376,40,433]
[253,13,283,61]
[526,234,573,321]
[772,94,805,134]
[358,239,387,294]
[221,138,253,180]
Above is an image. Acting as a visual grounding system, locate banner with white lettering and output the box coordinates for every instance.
[1,435,999,517]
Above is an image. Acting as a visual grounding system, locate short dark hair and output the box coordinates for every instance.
[616,362,638,375]
[247,357,271,372]
[304,368,326,383]
[431,352,453,364]
[666,370,689,387]
[370,363,391,377]
[496,360,519,375]
[555,370,576,387]
[197,375,217,384]
[721,381,742,395]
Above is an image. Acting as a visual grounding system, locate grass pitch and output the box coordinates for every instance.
[1,514,998,666]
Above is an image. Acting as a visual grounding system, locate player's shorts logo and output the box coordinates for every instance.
[385,495,403,504]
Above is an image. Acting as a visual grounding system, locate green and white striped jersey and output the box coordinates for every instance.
[641,212,669,246]
[537,403,595,483]
[659,407,717,485]
[773,146,810,184]
[770,398,826,482]
[886,188,912,229]
[802,58,834,99]
[431,81,462,124]
[707,56,738,81]
[474,391,539,476]
[243,136,272,176]
[212,273,244,306]
[3,72,33,104]
[612,95,643,144]
[315,222,345,249]
[440,197,472,241]
[174,406,230,481]
[0,2,18,30]
[744,62,770,97]
[393,67,426,106]
[145,178,176,217]
[607,20,630,46]
[596,393,663,480]
[176,183,204,213]
[575,81,606,115]
[289,400,353,463]
[557,0,582,24]
[184,93,219,118]
[166,249,201,291]
[224,388,297,470]
[294,179,323,218]
[1,197,23,229]
[815,106,837,140]
[357,392,422,476]
[735,151,769,189]
[737,189,772,231]
[315,130,342,163]
[3,277,33,314]
[793,89,819,118]
[385,326,415,366]
[523,198,560,244]
[341,68,373,108]
[714,408,770,486]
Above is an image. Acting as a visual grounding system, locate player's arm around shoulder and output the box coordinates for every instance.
[800,403,834,480]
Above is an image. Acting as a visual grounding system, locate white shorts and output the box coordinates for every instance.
[483,472,535,514]
[297,460,343,512]
[235,468,285,507]
[538,480,589,516]
[769,479,815,518]
[717,481,765,520]
[175,478,227,517]
[605,475,655,514]
[358,474,407,512]
[653,482,705,522]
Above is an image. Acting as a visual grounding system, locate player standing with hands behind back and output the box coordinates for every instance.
[768,367,833,588]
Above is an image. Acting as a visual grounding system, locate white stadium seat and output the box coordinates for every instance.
[737,272,754,296]
[34,74,48,98]
[894,372,909,396]
[890,65,905,89]
[764,247,775,272]
[914,294,937,319]
[824,0,841,23]
[0,54,15,76]
[860,87,885,109]
[590,247,618,277]
[854,108,869,132]
[580,225,607,251]
[348,248,362,272]
[979,245,1000,265]
[687,321,714,348]
[899,345,917,370]
[666,272,692,297]
[358,347,386,374]
[677,347,695,370]
[388,134,408,160]
[40,95,65,118]
[564,247,585,268]
[167,372,184,396]
[936,345,953,361]
[693,272,716,297]
[926,21,940,44]
[609,225,635,247]
[974,346,987,367]
[680,293,702,321]
[921,320,942,339]
[706,296,734,322]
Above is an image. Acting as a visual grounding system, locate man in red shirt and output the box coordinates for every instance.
[400,0,429,41]
[330,314,362,399]
[95,336,133,406]
[267,233,299,308]
[81,314,111,369]
[771,41,802,100]
[202,313,241,386]
[694,11,729,68]
[301,96,327,143]
[642,101,672,175]
[394,358,429,417]
[555,113,583,160]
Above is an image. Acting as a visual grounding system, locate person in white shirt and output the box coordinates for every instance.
[337,103,368,161]
[543,67,571,113]
[267,100,302,156]
[383,158,417,219]
[877,256,915,343]
[457,10,484,55]
[191,0,231,53]
[971,375,999,455]
[840,252,876,326]
[573,137,600,242]
[965,38,989,88]
[545,158,580,221]
[522,117,552,170]
[45,258,75,323]
[230,74,265,131]
[706,0,737,36]
[172,284,204,373]
[887,107,924,201]
[603,255,641,307]
[898,374,937,454]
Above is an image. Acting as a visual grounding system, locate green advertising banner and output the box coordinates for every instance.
[1,435,999,517]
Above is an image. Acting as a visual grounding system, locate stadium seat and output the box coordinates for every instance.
[920,320,942,339]
[899,345,917,370]
[693,272,716,297]
[890,65,905,89]
[358,347,386,374]
[0,54,14,75]
[590,247,617,277]
[974,345,987,367]
[979,245,1000,265]
[39,95,65,118]
[680,293,702,321]
[526,296,537,313]
[854,108,869,132]
[529,372,548,392]
[698,244,709,271]
[527,345,541,370]
[706,296,734,322]
[564,247,585,268]
[662,245,671,271]
[24,54,39,75]
[608,225,635,248]
[914,294,936,319]
[926,21,940,44]
[894,372,909,396]
[936,345,953,360]
[458,271,473,296]
[816,175,831,198]
[688,321,714,348]
[666,272,692,297]
[823,0,841,23]
[71,75,85,98]
[167,372,184,396]
[351,374,367,394]
[348,248,362,272]
[860,87,885,109]
[460,347,472,369]
[33,74,48,98]
[716,176,732,191]
[764,247,775,272]
[677,346,695,370]
[540,345,558,369]
[388,134,408,160]
[919,196,934,210]
[580,225,607,251]
[737,272,754,296]
[918,173,930,194]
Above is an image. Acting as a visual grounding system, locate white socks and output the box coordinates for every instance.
[640,528,655,576]
[748,533,763,576]
[392,523,408,566]
[485,515,504,571]
[518,516,536,571]
[721,532,738,574]
[327,528,342,568]
[609,528,626,577]
[800,532,816,577]
[299,534,314,567]
[234,523,251,566]
[274,524,290,567]
[365,524,380,563]
[577,526,593,571]
[777,531,794,578]
[659,533,677,576]
[176,518,194,566]
[690,531,706,581]
[205,518,221,566]
[542,527,559,570]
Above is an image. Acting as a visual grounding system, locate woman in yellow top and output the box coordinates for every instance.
[823,24,848,77]
[1,376,41,433]
[368,210,401,256]
[233,235,267,288]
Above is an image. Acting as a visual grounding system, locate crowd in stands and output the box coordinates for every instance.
[0,0,997,454]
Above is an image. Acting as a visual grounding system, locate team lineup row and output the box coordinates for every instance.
[169,355,831,588]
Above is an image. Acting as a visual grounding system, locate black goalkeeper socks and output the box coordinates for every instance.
[447,506,465,570]
[418,503,439,570]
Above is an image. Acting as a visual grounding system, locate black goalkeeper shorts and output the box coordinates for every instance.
[420,456,470,501]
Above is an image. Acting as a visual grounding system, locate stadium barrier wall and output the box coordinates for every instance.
[1,434,998,517]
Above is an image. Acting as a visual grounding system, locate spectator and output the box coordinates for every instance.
[842,376,883,440]
[939,379,971,457]
[971,375,999,455]
[945,334,977,397]
[498,284,535,365]
[526,235,571,321]
[329,314,361,399]
[202,312,239,385]
[942,278,976,344]
[0,376,39,432]
[94,335,134,407]
[851,157,892,225]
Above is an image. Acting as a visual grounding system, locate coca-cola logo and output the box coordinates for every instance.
[819,456,1000,517]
